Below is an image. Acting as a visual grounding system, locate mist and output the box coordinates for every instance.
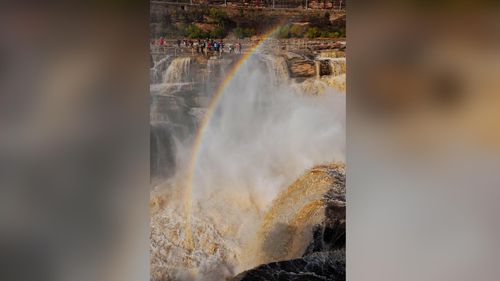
[192,54,345,213]
[151,52,345,281]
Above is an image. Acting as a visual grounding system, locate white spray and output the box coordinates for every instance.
[151,52,345,281]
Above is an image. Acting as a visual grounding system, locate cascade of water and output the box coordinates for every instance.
[328,57,346,77]
[206,58,232,87]
[151,52,345,281]
[164,57,192,85]
[261,54,289,85]
[150,56,172,84]
[189,52,343,272]
[206,58,217,85]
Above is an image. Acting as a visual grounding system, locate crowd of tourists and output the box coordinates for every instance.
[152,37,243,55]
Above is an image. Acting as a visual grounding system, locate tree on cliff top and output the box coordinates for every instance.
[209,8,230,27]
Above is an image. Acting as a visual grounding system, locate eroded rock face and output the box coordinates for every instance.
[304,188,346,256]
[234,164,346,281]
[288,58,316,78]
[234,250,345,281]
[319,50,345,58]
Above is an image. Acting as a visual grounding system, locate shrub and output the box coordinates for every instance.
[304,27,320,38]
[234,27,244,39]
[210,26,226,38]
[184,24,209,39]
[277,25,291,39]
[290,24,307,38]
[244,28,256,38]
[339,27,346,37]
[318,30,341,38]
[209,8,229,26]
[235,27,256,39]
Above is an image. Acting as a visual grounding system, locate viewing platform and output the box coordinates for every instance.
[150,38,346,57]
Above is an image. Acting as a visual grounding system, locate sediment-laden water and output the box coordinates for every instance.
[150,50,345,281]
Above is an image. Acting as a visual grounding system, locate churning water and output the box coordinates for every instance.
[150,51,345,281]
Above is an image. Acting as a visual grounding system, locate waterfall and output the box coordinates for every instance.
[150,57,193,95]
[206,58,232,87]
[261,54,289,85]
[327,58,346,77]
[150,56,171,84]
[206,58,217,85]
[150,52,345,281]
[164,57,192,85]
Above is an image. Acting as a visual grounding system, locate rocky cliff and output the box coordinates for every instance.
[233,250,345,281]
[150,4,345,39]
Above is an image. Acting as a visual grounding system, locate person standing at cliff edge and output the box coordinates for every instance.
[236,42,240,54]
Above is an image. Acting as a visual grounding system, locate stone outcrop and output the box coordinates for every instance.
[319,50,345,58]
[285,54,345,81]
[288,58,316,78]
[233,250,345,281]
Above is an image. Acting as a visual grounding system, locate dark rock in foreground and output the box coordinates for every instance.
[234,250,345,281]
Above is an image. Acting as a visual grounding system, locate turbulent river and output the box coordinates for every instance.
[150,50,345,281]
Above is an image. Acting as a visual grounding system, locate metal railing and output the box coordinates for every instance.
[150,0,345,10]
[150,38,345,57]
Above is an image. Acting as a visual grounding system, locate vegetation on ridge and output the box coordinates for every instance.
[150,5,346,39]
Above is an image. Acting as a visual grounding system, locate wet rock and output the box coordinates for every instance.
[304,188,346,256]
[319,50,344,58]
[319,60,332,76]
[287,58,316,78]
[234,250,345,281]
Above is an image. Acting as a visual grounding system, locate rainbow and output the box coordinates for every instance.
[183,22,287,249]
